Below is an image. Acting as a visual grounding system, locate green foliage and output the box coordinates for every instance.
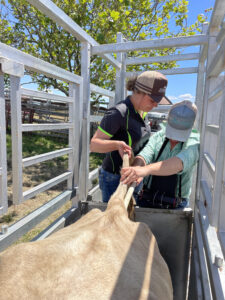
[0,0,208,95]
[89,152,104,171]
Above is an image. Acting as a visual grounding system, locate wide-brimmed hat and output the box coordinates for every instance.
[166,100,197,142]
[134,71,168,103]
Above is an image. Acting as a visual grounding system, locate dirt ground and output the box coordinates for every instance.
[0,158,74,244]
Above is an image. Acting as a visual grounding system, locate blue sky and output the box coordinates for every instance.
[166,0,215,103]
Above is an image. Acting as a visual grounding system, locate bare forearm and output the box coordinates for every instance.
[142,157,183,177]
[121,156,183,184]
[90,138,119,153]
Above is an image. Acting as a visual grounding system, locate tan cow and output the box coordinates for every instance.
[0,160,173,300]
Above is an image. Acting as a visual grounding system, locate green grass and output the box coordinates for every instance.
[0,211,17,223]
[89,152,104,170]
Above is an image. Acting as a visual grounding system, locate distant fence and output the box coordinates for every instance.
[5,93,106,139]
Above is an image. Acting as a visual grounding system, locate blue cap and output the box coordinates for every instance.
[166,100,197,142]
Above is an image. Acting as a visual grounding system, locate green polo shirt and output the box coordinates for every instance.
[138,123,200,198]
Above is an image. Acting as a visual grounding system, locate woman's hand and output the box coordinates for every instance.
[117,141,132,159]
[120,166,146,185]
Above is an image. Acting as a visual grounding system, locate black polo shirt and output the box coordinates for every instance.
[98,96,151,174]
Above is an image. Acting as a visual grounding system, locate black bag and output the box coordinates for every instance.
[139,188,182,209]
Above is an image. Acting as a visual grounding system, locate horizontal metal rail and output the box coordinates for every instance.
[22,123,73,131]
[200,180,213,210]
[23,148,72,167]
[204,152,216,177]
[0,43,82,84]
[207,38,225,77]
[32,207,80,241]
[88,167,100,190]
[208,80,224,102]
[126,53,200,65]
[197,200,225,300]
[126,67,198,77]
[206,125,219,135]
[0,190,73,252]
[92,35,208,55]
[21,88,73,103]
[90,83,115,98]
[26,0,121,69]
[23,171,72,201]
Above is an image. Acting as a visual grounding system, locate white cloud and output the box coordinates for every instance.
[178,93,195,101]
[168,93,195,103]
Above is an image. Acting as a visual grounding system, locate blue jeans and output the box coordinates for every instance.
[177,199,189,209]
[99,168,143,203]
[99,168,120,203]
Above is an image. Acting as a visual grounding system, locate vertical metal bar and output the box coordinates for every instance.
[195,23,208,130]
[115,32,126,104]
[194,209,213,299]
[79,42,90,201]
[192,237,204,300]
[212,79,225,229]
[68,82,82,206]
[0,75,8,214]
[196,32,218,203]
[194,24,207,209]
[10,75,23,204]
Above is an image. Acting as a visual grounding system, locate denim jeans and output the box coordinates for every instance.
[99,168,143,203]
[176,199,189,209]
[99,168,120,203]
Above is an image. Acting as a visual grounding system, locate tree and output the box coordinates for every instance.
[0,0,208,96]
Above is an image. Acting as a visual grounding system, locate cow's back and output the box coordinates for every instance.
[0,196,173,300]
